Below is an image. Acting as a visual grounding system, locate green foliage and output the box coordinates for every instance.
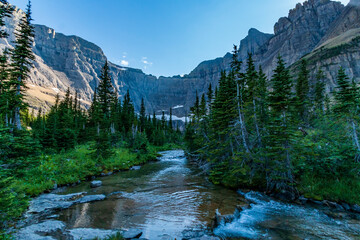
[295,59,310,123]
[91,130,114,160]
[127,132,149,154]
[9,0,35,130]
[92,232,124,240]
[185,51,360,203]
[0,169,28,234]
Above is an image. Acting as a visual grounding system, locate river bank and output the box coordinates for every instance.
[2,143,180,238]
[10,150,360,239]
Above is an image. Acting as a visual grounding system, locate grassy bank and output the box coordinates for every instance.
[299,175,360,204]
[15,143,182,197]
[1,143,181,237]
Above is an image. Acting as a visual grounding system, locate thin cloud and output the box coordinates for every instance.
[120,60,129,66]
[141,57,153,70]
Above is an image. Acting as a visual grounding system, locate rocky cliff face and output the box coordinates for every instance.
[318,0,360,44]
[1,0,359,118]
[253,0,344,76]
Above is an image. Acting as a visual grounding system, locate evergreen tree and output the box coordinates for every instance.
[333,67,355,115]
[333,67,360,154]
[190,91,200,121]
[266,55,296,197]
[98,61,114,123]
[139,98,146,132]
[9,0,35,130]
[0,0,13,39]
[314,69,326,114]
[199,93,206,118]
[0,50,10,126]
[207,83,213,105]
[295,59,310,123]
[169,107,173,130]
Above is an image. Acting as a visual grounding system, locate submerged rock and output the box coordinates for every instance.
[341,202,351,211]
[122,228,143,239]
[130,166,141,171]
[90,180,102,188]
[28,192,86,214]
[323,200,345,211]
[182,229,205,239]
[15,220,65,240]
[212,209,235,228]
[351,204,360,213]
[298,196,308,205]
[75,194,106,204]
[190,236,220,240]
[69,228,121,240]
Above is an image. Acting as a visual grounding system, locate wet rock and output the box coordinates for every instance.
[323,200,344,211]
[182,229,205,239]
[233,205,243,218]
[351,204,360,213]
[308,199,323,206]
[298,196,308,204]
[349,213,360,220]
[53,183,58,190]
[28,192,86,214]
[122,228,142,239]
[190,236,220,240]
[341,202,351,211]
[69,228,121,240]
[212,210,235,228]
[90,180,102,188]
[46,214,59,219]
[75,194,106,204]
[325,211,347,219]
[274,190,296,202]
[130,166,141,171]
[15,220,65,240]
[101,172,113,176]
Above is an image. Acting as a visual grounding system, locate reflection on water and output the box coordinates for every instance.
[58,150,241,239]
[57,150,360,240]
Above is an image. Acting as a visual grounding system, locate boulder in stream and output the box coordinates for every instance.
[212,209,235,228]
[15,220,65,240]
[90,180,102,188]
[75,194,106,204]
[28,192,86,214]
[351,204,360,213]
[122,228,143,239]
[69,228,122,240]
[130,166,141,171]
[191,236,221,240]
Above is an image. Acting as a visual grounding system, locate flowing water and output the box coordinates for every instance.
[53,150,360,239]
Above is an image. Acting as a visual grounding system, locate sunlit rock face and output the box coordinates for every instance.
[1,0,360,118]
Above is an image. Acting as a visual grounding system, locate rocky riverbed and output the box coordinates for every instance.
[13,150,360,240]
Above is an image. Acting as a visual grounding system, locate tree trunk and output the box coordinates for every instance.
[253,99,262,147]
[237,83,250,153]
[351,119,360,161]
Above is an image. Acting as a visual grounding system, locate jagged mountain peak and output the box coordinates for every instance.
[238,28,273,59]
[0,0,358,119]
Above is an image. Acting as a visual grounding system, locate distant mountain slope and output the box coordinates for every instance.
[1,0,359,119]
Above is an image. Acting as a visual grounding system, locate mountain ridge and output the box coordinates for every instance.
[1,0,359,119]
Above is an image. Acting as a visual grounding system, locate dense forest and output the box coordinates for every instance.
[0,1,181,236]
[1,0,360,238]
[185,45,360,203]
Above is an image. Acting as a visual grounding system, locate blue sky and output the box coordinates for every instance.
[11,0,349,77]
